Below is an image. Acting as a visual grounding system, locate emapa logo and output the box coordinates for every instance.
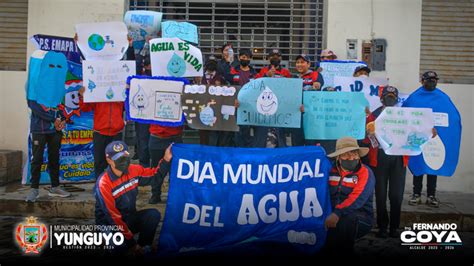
[401,223,462,250]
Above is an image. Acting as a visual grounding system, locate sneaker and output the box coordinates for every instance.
[408,194,421,205]
[48,186,71,198]
[426,195,439,208]
[148,194,161,204]
[25,188,40,202]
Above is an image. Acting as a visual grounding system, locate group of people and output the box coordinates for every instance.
[25,32,446,254]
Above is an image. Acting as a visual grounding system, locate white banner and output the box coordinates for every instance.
[375,107,434,156]
[149,37,203,77]
[334,76,388,111]
[75,21,129,61]
[128,78,184,124]
[82,60,136,102]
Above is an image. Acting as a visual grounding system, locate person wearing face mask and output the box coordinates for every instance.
[202,55,225,86]
[324,137,375,253]
[255,49,292,79]
[403,71,454,208]
[364,86,409,238]
[353,65,371,78]
[228,49,257,147]
[95,141,172,255]
[217,43,238,84]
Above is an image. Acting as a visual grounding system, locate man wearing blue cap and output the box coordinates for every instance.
[94,140,172,254]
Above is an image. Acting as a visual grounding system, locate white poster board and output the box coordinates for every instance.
[82,60,136,102]
[335,76,389,111]
[75,21,129,61]
[375,107,434,156]
[149,37,203,77]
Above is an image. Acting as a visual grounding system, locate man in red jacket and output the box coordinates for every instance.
[78,87,125,178]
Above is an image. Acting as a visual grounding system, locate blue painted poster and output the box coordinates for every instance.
[303,91,369,140]
[124,10,163,54]
[159,144,332,255]
[402,87,462,177]
[237,78,303,128]
[319,60,367,89]
[162,21,199,44]
[23,35,95,184]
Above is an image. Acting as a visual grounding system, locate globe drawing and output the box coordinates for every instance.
[88,34,105,51]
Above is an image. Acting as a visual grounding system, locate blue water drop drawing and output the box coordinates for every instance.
[167,53,186,77]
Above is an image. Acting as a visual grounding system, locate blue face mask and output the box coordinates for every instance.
[35,51,68,107]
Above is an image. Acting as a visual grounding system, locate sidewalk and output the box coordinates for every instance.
[0,181,473,231]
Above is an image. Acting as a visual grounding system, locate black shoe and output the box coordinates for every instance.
[148,194,161,204]
[376,229,388,238]
[389,229,400,238]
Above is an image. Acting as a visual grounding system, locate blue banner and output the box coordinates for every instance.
[303,91,368,140]
[402,87,462,177]
[159,144,332,255]
[237,78,303,128]
[23,35,95,184]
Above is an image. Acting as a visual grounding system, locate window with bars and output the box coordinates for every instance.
[0,0,28,71]
[129,0,324,73]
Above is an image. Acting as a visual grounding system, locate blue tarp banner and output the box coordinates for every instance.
[159,144,332,255]
[402,87,462,177]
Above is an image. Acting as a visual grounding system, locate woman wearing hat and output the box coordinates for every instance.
[324,137,375,252]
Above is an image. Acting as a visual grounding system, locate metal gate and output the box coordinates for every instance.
[129,0,325,73]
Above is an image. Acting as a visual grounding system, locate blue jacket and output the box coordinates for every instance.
[94,160,170,240]
[329,162,375,222]
[28,100,64,134]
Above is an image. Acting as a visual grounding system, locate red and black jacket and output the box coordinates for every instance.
[226,65,257,85]
[299,70,325,90]
[363,106,409,168]
[255,65,291,79]
[79,97,124,137]
[94,160,170,241]
[329,162,375,220]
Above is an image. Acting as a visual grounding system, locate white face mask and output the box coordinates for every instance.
[359,74,368,78]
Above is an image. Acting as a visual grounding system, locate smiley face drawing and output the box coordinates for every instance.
[167,53,186,77]
[256,87,279,115]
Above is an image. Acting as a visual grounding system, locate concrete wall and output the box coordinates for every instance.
[326,0,474,192]
[0,0,126,167]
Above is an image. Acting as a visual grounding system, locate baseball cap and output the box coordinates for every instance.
[380,85,399,99]
[422,71,439,80]
[296,54,311,62]
[320,49,337,59]
[106,141,129,161]
[353,65,371,75]
[268,48,281,56]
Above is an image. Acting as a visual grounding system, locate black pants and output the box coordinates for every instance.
[208,131,235,147]
[371,150,406,231]
[325,212,372,252]
[30,132,62,189]
[93,132,122,178]
[235,125,252,147]
[413,174,437,197]
[134,123,150,167]
[149,134,182,197]
[127,209,161,246]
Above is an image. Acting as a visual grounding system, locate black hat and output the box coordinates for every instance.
[381,85,399,99]
[296,54,311,62]
[105,141,129,160]
[268,48,281,57]
[422,71,439,80]
[353,65,371,75]
[239,48,253,58]
[206,55,218,63]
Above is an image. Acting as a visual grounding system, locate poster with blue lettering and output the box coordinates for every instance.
[402,87,462,177]
[319,60,366,89]
[159,144,332,255]
[23,35,95,184]
[162,21,199,44]
[334,76,389,111]
[303,91,369,140]
[237,78,303,128]
[124,10,163,54]
[149,37,203,77]
[126,76,188,126]
[75,21,129,61]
